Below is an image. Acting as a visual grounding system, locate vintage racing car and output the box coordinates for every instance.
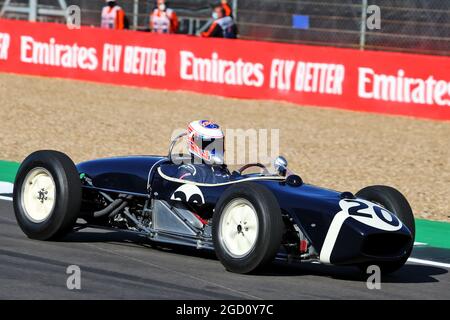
[12,121,415,274]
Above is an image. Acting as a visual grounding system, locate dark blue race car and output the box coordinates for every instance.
[12,129,415,275]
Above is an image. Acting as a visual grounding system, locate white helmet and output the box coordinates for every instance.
[187,120,224,164]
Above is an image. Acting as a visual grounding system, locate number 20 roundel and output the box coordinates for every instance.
[338,199,403,231]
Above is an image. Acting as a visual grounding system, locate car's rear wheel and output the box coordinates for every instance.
[356,185,415,274]
[212,182,283,274]
[13,150,81,240]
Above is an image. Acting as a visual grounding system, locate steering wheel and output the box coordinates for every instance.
[237,163,270,175]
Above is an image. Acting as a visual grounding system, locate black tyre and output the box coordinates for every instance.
[13,150,81,240]
[356,185,415,274]
[212,182,283,274]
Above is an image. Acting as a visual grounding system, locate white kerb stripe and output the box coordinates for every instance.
[407,258,450,269]
[0,182,13,194]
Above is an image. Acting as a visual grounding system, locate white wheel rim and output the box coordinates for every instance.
[21,167,56,223]
[219,199,259,258]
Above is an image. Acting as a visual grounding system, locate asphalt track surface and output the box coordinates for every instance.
[0,200,449,300]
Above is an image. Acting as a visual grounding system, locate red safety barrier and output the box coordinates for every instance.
[0,19,449,120]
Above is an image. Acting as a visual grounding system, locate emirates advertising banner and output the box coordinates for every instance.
[0,19,449,120]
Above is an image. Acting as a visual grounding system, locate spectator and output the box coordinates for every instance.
[201,3,237,39]
[221,0,232,17]
[150,0,179,34]
[101,0,127,30]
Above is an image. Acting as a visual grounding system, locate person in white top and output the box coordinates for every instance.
[101,0,126,30]
[150,0,179,34]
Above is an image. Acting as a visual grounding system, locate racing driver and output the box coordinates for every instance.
[176,120,231,183]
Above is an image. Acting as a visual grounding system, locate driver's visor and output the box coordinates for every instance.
[189,134,224,164]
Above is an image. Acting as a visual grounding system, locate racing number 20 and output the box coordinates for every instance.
[346,199,399,227]
[347,200,371,218]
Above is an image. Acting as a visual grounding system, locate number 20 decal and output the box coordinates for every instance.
[339,199,403,231]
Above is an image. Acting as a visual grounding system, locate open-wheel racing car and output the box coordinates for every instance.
[12,120,415,274]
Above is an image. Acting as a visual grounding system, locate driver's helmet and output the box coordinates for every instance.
[187,120,224,164]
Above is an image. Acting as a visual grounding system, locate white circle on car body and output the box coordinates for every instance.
[170,184,205,204]
[338,199,402,232]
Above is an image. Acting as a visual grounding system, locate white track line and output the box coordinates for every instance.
[0,196,12,201]
[0,182,13,193]
[407,257,450,268]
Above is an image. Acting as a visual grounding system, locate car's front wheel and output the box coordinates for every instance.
[212,182,283,274]
[13,150,81,240]
[356,185,415,274]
